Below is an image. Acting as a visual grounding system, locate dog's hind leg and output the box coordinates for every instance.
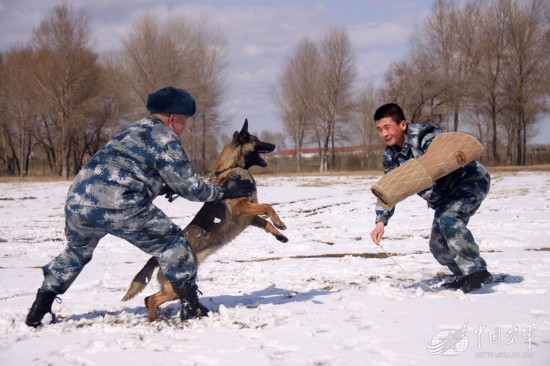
[251,216,288,243]
[144,282,179,321]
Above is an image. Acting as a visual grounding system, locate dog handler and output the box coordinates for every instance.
[25,86,254,327]
[370,103,493,293]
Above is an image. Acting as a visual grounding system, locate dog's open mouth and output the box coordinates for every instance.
[256,144,276,167]
[257,150,271,167]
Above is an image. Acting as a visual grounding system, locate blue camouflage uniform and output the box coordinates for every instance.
[375,123,490,276]
[40,116,224,296]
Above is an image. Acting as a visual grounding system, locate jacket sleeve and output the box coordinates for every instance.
[375,199,394,225]
[156,135,224,202]
[417,124,443,152]
[375,151,396,225]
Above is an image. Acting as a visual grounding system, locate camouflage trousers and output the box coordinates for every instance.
[40,203,196,296]
[429,173,491,277]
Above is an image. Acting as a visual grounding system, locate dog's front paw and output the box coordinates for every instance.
[274,221,287,230]
[276,234,289,243]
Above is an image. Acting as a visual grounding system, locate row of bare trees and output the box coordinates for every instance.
[0,3,227,177]
[1,1,549,177]
[384,0,550,165]
[0,5,115,178]
[274,0,550,171]
[272,29,359,172]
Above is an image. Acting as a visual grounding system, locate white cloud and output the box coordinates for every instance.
[0,1,430,135]
[348,22,411,50]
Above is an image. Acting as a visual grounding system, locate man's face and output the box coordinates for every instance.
[375,117,407,147]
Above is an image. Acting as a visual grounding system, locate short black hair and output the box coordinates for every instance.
[374,103,406,123]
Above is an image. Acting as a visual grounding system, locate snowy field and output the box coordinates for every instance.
[0,171,549,365]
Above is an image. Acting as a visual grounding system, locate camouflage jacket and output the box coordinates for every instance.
[375,123,488,225]
[66,116,224,209]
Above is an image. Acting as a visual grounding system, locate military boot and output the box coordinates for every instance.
[179,282,209,321]
[25,289,58,327]
[461,270,493,293]
[440,276,465,290]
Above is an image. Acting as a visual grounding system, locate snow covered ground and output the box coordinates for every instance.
[0,171,549,365]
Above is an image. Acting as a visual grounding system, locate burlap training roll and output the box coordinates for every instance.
[371,132,484,207]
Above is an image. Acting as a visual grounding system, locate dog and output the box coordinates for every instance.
[121,119,288,320]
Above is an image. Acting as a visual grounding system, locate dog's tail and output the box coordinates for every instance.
[121,256,159,301]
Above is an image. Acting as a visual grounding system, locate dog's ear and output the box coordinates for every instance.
[235,119,250,144]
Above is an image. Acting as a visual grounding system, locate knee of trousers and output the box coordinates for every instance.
[429,233,454,260]
[436,215,466,238]
[156,232,197,290]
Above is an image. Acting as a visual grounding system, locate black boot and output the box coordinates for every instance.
[440,276,465,290]
[461,270,493,293]
[179,283,209,321]
[25,289,58,327]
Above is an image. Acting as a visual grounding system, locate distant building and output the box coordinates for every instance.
[273,145,372,158]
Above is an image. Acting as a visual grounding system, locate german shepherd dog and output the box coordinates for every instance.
[121,119,288,320]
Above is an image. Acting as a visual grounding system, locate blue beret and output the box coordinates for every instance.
[146,87,196,117]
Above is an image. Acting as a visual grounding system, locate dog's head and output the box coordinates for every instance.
[231,119,275,169]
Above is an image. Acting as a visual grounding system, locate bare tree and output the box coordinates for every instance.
[30,3,99,178]
[383,0,550,166]
[183,19,228,173]
[273,38,319,172]
[383,57,447,124]
[121,13,228,173]
[0,47,37,176]
[469,0,508,164]
[0,53,7,174]
[448,1,484,131]
[351,83,380,169]
[315,28,357,172]
[273,28,356,172]
[121,13,194,113]
[259,130,286,152]
[408,0,484,132]
[501,0,550,165]
[69,58,134,171]
[404,0,456,130]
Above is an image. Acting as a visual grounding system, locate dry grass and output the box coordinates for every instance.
[1,164,548,183]
[486,164,550,173]
[0,176,72,183]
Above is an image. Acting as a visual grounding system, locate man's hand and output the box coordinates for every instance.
[370,222,385,245]
[222,176,255,199]
[160,184,178,202]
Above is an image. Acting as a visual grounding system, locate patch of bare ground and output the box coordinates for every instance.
[231,252,400,263]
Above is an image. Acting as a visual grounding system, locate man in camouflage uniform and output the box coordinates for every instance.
[370,103,492,293]
[26,87,254,327]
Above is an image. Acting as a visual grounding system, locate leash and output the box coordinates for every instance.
[378,243,440,294]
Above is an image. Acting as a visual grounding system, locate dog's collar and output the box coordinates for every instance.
[209,170,224,178]
[209,164,246,179]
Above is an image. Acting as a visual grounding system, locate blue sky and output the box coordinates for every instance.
[1,0,548,144]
